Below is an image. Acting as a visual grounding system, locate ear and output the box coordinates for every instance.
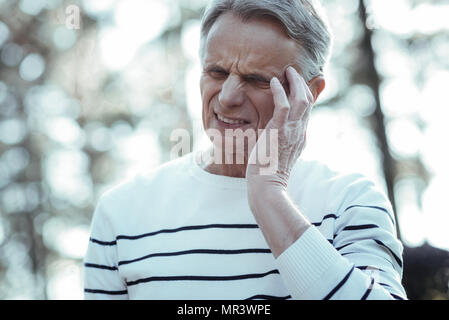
[307,76,326,103]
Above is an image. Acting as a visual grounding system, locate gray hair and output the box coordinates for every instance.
[199,0,333,81]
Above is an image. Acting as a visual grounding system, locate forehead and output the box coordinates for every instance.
[203,12,298,73]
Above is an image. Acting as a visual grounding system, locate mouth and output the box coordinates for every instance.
[215,112,250,126]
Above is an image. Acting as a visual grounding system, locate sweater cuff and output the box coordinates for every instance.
[274,226,352,299]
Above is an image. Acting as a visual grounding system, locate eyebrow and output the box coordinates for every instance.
[204,64,275,83]
[204,64,226,72]
[243,73,270,83]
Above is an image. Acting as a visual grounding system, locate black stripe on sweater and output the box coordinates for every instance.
[117,224,260,241]
[361,277,375,300]
[380,285,408,299]
[373,239,403,268]
[356,265,385,273]
[245,294,291,300]
[334,224,380,240]
[312,214,338,226]
[336,242,354,251]
[342,224,379,231]
[89,224,260,246]
[337,238,402,269]
[313,205,393,227]
[84,288,128,295]
[322,265,355,300]
[118,248,272,266]
[343,224,379,231]
[341,252,358,257]
[344,205,394,224]
[126,269,280,287]
[89,237,117,246]
[390,293,406,300]
[84,263,118,271]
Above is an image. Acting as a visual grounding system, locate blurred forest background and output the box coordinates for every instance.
[0,0,448,299]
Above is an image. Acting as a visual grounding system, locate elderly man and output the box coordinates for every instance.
[84,0,407,300]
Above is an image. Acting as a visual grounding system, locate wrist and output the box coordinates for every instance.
[247,182,287,213]
[246,170,289,192]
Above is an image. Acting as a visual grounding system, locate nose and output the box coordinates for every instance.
[218,74,245,108]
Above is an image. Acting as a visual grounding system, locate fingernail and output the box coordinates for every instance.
[287,66,298,75]
[271,77,280,86]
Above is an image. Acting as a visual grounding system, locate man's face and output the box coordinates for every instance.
[200,12,299,148]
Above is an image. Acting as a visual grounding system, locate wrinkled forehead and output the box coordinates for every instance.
[206,12,295,48]
[203,12,298,70]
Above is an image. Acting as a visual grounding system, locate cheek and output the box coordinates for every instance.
[200,77,219,107]
[200,77,219,127]
[252,92,275,127]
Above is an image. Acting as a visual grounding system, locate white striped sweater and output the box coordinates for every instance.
[83,152,407,300]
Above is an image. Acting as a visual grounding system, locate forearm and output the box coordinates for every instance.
[247,177,406,300]
[247,182,311,258]
[273,226,404,300]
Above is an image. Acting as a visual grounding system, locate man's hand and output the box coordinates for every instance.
[246,66,315,190]
[245,66,315,258]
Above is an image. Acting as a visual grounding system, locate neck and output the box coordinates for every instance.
[198,146,248,178]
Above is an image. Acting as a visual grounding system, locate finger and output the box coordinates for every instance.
[297,74,315,121]
[292,68,314,105]
[300,96,313,123]
[285,66,302,101]
[303,77,315,104]
[270,77,290,127]
[285,66,311,121]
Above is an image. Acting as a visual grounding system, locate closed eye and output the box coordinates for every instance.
[204,66,273,90]
[205,67,229,80]
[243,74,271,89]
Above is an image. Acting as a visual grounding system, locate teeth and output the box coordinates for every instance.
[217,113,246,125]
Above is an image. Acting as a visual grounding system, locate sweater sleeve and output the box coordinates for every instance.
[274,176,407,300]
[83,198,129,300]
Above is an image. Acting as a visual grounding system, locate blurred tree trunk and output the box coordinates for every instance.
[357,0,401,240]
[0,2,50,299]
